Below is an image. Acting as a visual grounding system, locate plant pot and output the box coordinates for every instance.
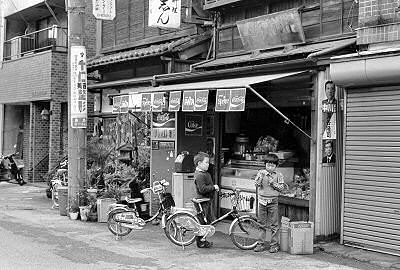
[69,211,79,220]
[79,206,90,221]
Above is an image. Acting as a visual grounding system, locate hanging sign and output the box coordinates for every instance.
[185,114,203,136]
[194,90,209,111]
[70,46,87,128]
[182,91,195,111]
[229,88,246,111]
[129,93,142,112]
[92,0,116,20]
[141,93,152,111]
[152,92,166,112]
[148,0,181,29]
[119,95,129,113]
[169,91,181,111]
[215,89,231,111]
[152,112,176,140]
[112,96,121,113]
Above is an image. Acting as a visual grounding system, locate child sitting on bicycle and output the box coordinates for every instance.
[254,153,286,253]
[193,151,219,248]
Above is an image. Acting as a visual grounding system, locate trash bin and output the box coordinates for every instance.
[280,228,289,252]
[58,187,68,216]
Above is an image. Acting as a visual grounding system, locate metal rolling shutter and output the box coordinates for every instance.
[344,87,400,256]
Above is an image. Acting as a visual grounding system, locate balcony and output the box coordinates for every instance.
[3,26,67,61]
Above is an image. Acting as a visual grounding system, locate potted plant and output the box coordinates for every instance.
[69,196,80,220]
[78,189,91,222]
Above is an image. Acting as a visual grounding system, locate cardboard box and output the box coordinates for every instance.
[288,221,314,255]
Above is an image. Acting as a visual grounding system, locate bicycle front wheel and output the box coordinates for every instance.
[164,212,198,247]
[230,217,260,250]
[107,209,132,237]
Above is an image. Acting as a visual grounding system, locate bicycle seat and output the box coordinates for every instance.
[191,198,210,204]
[125,197,142,204]
[57,168,67,174]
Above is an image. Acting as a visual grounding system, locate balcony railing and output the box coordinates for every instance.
[3,26,67,61]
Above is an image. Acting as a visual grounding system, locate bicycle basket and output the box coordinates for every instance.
[161,192,175,209]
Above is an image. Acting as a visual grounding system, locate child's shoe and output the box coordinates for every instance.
[253,242,266,252]
[269,245,280,253]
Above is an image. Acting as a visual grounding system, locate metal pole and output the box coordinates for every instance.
[67,0,87,211]
[247,85,314,142]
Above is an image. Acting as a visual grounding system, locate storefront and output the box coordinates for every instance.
[112,64,344,240]
[331,51,400,256]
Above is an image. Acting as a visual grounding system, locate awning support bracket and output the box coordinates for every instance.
[247,85,314,143]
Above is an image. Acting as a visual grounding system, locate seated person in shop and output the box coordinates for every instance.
[193,151,220,248]
[206,138,215,182]
[254,154,286,253]
[322,140,336,164]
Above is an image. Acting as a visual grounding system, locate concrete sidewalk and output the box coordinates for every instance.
[3,181,399,269]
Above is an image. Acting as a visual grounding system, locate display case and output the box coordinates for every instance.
[220,160,309,222]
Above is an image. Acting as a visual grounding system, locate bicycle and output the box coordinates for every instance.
[50,161,68,209]
[164,189,265,250]
[107,179,176,239]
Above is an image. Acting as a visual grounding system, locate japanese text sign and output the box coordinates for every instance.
[92,0,116,20]
[215,89,231,111]
[149,0,181,29]
[70,46,87,128]
[182,91,195,111]
[168,91,181,111]
[141,93,152,111]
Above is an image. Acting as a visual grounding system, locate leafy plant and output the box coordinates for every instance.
[69,196,80,213]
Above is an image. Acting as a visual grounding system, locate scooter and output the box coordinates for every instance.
[0,152,25,185]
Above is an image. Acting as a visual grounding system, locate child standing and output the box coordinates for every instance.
[254,153,286,253]
[193,152,219,248]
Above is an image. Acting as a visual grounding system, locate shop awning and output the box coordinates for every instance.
[134,71,306,93]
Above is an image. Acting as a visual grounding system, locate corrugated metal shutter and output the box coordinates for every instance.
[344,87,400,256]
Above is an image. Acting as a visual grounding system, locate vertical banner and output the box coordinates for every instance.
[92,0,116,20]
[182,91,195,111]
[129,93,142,112]
[148,0,181,29]
[152,92,165,112]
[169,91,181,111]
[215,89,231,111]
[141,93,152,111]
[120,95,129,113]
[70,46,87,128]
[322,81,337,164]
[194,90,209,111]
[229,88,246,111]
[112,96,121,113]
[151,112,176,140]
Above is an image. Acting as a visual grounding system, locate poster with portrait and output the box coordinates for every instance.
[322,81,337,164]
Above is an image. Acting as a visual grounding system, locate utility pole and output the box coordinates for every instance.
[67,0,87,210]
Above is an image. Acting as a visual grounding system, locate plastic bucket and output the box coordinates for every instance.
[280,229,289,252]
[58,187,68,216]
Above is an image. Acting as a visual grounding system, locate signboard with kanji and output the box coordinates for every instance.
[93,0,116,20]
[182,91,195,111]
[215,89,231,111]
[148,0,181,29]
[70,46,87,128]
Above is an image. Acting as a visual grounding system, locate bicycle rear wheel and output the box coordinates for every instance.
[230,217,260,250]
[107,209,132,237]
[164,212,198,247]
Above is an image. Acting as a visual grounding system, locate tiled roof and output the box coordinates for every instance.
[88,33,211,69]
[194,38,356,69]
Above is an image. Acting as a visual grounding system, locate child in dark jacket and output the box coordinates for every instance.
[254,153,286,253]
[193,152,219,248]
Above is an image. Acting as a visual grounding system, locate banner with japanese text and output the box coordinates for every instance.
[141,93,152,111]
[182,91,195,111]
[229,88,246,111]
[92,0,116,20]
[169,91,181,111]
[215,89,231,111]
[70,46,87,128]
[148,0,181,29]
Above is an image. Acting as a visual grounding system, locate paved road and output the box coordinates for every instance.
[0,182,386,270]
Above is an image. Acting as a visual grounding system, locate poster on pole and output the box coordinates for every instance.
[71,45,87,128]
[92,0,116,20]
[148,0,181,29]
